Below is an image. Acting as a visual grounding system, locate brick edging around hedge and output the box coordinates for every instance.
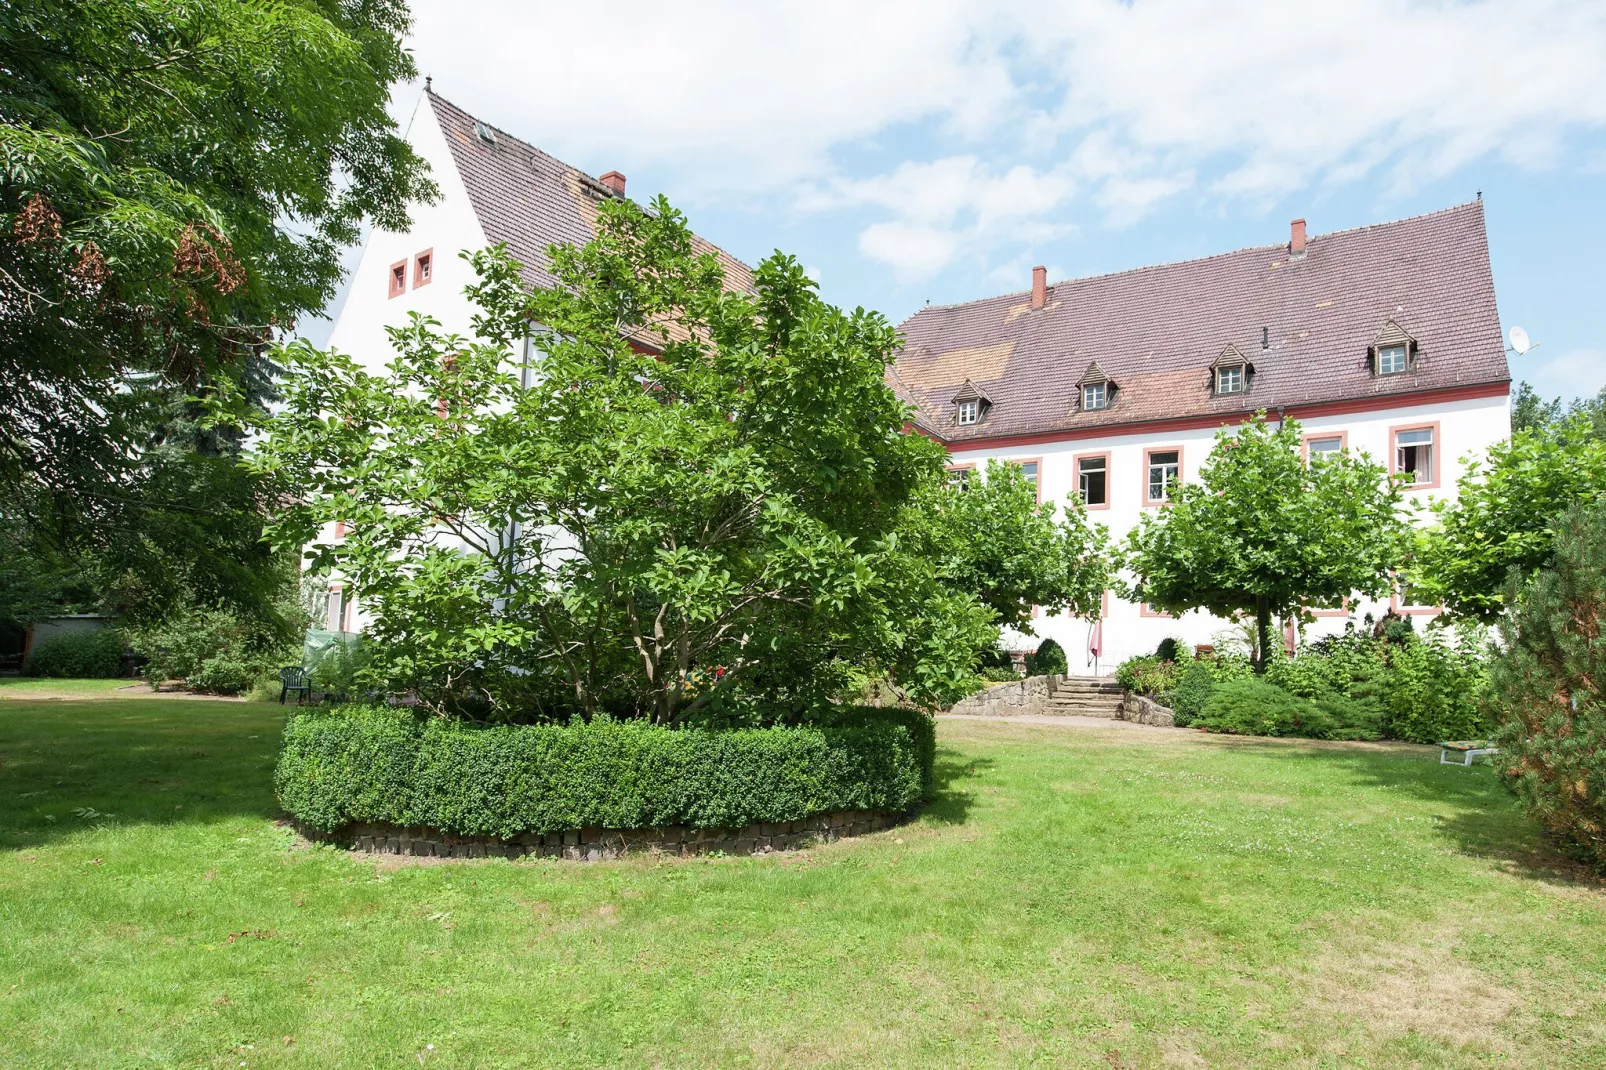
[295,808,908,861]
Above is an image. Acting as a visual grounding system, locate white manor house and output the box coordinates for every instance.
[323,91,1511,673]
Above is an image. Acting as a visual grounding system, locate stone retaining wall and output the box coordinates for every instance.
[304,809,902,862]
[1119,692,1176,727]
[945,674,1065,717]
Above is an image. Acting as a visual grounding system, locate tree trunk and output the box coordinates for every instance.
[1254,595,1271,675]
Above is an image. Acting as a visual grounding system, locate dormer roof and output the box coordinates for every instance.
[1210,343,1252,370]
[1076,360,1112,386]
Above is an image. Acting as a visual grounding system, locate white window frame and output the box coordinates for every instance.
[1378,344,1408,375]
[957,398,980,425]
[1395,427,1435,486]
[1077,455,1107,506]
[1307,436,1344,463]
[1082,382,1108,411]
[1147,449,1181,503]
[1215,365,1245,395]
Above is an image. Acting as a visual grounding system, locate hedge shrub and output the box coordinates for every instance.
[276,705,936,838]
[1170,661,1215,727]
[1025,638,1067,676]
[24,629,124,678]
[1194,677,1379,741]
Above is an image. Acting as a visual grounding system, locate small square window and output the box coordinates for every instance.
[1082,382,1108,411]
[1307,436,1343,463]
[957,399,980,425]
[1378,344,1408,375]
[1216,365,1244,394]
[1017,461,1039,490]
[388,259,407,298]
[413,249,433,288]
[1078,456,1107,506]
[947,466,972,491]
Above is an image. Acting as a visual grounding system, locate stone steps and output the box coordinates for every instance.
[1042,676,1123,718]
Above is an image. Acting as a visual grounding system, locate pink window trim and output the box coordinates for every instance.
[1388,420,1442,491]
[1310,596,1351,619]
[1012,455,1044,505]
[1301,429,1348,465]
[413,247,434,289]
[1139,602,1178,619]
[1073,450,1112,511]
[1142,444,1184,507]
[388,259,408,299]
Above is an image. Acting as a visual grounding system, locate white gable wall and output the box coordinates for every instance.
[325,94,489,373]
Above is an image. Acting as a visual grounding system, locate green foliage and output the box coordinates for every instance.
[1115,655,1179,703]
[127,601,298,695]
[935,459,1113,633]
[979,666,1020,683]
[276,705,936,838]
[1125,415,1406,670]
[0,0,435,632]
[1194,677,1379,741]
[1025,638,1067,676]
[1265,653,1332,699]
[251,201,1104,722]
[1154,636,1184,662]
[310,637,373,697]
[1489,501,1606,867]
[1170,661,1215,727]
[1413,414,1606,622]
[1377,632,1489,745]
[23,628,123,678]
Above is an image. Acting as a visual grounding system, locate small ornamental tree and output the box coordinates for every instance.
[1490,500,1606,868]
[1412,414,1606,622]
[926,459,1113,634]
[1124,415,1406,672]
[247,197,1107,722]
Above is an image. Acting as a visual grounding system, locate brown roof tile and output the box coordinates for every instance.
[893,201,1509,442]
[427,92,756,325]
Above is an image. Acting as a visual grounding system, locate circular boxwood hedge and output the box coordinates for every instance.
[276,705,935,839]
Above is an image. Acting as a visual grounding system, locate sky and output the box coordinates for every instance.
[312,0,1606,403]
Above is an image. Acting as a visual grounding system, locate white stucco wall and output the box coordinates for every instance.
[953,390,1510,673]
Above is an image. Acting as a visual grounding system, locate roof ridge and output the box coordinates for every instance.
[907,200,1486,319]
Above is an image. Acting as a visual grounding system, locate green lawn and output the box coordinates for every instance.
[2,694,1603,1068]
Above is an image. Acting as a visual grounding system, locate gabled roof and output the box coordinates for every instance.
[1372,318,1416,349]
[1075,360,1112,385]
[891,201,1509,443]
[426,91,756,304]
[951,379,990,404]
[1210,343,1252,369]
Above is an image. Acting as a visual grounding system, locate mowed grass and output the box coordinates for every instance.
[2,695,1604,1068]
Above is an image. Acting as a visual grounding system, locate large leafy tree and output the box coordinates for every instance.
[1124,416,1406,672]
[1412,413,1606,622]
[0,0,435,625]
[249,198,1106,722]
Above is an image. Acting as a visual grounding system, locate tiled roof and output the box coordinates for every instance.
[426,91,756,313]
[893,201,1509,442]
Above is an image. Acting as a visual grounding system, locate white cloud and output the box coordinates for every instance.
[1527,348,1606,403]
[405,0,1606,277]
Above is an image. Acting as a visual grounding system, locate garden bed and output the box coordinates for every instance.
[275,705,934,856]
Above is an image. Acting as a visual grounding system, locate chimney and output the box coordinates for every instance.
[1289,218,1307,257]
[1030,265,1047,309]
[599,171,626,196]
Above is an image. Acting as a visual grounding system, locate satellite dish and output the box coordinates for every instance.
[1509,326,1532,355]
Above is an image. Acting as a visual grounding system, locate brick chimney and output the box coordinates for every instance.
[1289,218,1307,256]
[1030,265,1047,309]
[599,171,626,196]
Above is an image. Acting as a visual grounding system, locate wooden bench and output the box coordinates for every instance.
[1439,739,1498,766]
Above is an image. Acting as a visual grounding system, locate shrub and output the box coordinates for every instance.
[1115,655,1178,703]
[1154,636,1184,663]
[1025,638,1067,676]
[1378,632,1488,744]
[1489,501,1606,867]
[276,705,937,838]
[1202,653,1255,684]
[24,629,124,678]
[1193,677,1379,741]
[128,604,295,695]
[1266,652,1332,699]
[1308,694,1384,741]
[979,666,1020,683]
[1171,661,1215,727]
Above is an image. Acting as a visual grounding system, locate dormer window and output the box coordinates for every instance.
[1075,361,1114,413]
[951,379,990,427]
[1369,319,1418,377]
[1210,343,1253,397]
